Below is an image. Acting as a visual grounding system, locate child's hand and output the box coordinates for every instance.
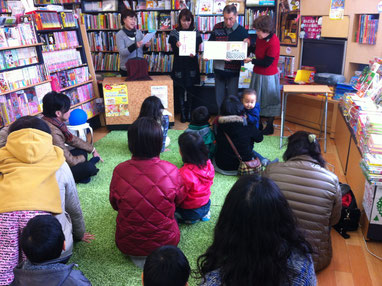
[82,232,95,243]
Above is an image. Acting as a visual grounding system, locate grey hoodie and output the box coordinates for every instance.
[11,259,91,286]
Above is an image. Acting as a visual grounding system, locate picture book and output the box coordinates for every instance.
[0,28,8,47]
[25,88,39,114]
[287,0,299,11]
[213,0,226,14]
[17,91,30,116]
[4,50,16,68]
[159,13,172,30]
[198,0,213,14]
[9,92,23,119]
[0,73,9,93]
[227,0,245,14]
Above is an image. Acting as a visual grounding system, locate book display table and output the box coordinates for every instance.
[102,76,174,127]
[280,85,333,152]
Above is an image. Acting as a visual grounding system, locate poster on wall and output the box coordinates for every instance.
[300,16,322,39]
[329,0,345,20]
[151,86,168,108]
[103,84,129,117]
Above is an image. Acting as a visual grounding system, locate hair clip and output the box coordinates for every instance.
[308,134,316,143]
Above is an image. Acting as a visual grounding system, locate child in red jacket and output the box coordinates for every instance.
[176,132,215,224]
[110,117,186,268]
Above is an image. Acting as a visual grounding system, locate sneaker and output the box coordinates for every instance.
[201,211,211,222]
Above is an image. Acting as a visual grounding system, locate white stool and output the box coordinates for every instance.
[67,123,93,144]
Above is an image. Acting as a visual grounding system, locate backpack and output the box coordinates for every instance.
[333,183,361,239]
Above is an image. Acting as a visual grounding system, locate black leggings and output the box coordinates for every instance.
[69,149,99,183]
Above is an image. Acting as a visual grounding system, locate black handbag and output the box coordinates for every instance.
[333,183,361,239]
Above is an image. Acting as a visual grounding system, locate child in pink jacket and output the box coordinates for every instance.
[176,132,215,224]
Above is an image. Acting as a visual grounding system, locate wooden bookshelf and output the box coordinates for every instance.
[0,80,51,96]
[71,97,96,109]
[0,43,43,51]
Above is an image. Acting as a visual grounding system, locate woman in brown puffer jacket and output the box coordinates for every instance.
[263,131,342,272]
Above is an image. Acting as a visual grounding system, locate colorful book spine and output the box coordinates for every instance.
[83,13,121,30]
[88,31,118,52]
[91,52,120,71]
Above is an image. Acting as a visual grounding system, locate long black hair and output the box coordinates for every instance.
[197,176,312,286]
[283,131,326,168]
[138,96,164,123]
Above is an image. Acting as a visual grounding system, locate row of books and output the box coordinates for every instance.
[198,57,213,74]
[66,83,94,106]
[0,82,52,126]
[51,66,90,91]
[0,64,50,93]
[83,0,118,12]
[92,52,120,71]
[0,23,38,48]
[82,13,121,30]
[81,98,104,119]
[0,47,38,70]
[144,52,173,72]
[355,14,379,45]
[137,11,179,31]
[88,31,118,52]
[195,15,245,32]
[278,55,295,78]
[147,32,172,52]
[0,0,10,13]
[43,49,83,73]
[32,11,77,30]
[40,31,80,52]
[197,0,231,15]
[244,8,274,30]
[132,0,190,10]
[34,0,80,4]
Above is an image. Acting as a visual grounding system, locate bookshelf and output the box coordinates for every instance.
[0,10,102,129]
[245,1,277,34]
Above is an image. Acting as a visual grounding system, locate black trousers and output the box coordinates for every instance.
[69,149,99,183]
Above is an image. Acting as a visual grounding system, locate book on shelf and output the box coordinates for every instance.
[42,49,82,73]
[158,13,171,30]
[0,64,49,93]
[245,8,274,30]
[278,55,295,78]
[196,15,244,31]
[356,14,379,45]
[82,13,121,30]
[143,52,173,72]
[88,31,118,52]
[60,11,77,28]
[83,0,118,12]
[50,66,90,91]
[147,32,171,52]
[32,11,62,30]
[0,22,38,47]
[39,30,79,51]
[198,0,213,15]
[92,52,120,71]
[66,82,94,105]
[0,47,38,69]
[227,0,245,14]
[287,0,299,11]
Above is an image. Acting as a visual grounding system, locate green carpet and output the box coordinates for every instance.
[71,130,286,286]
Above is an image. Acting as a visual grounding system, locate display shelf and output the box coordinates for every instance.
[59,79,93,92]
[91,50,118,53]
[1,62,40,73]
[71,97,95,108]
[86,28,120,31]
[0,43,43,51]
[42,46,82,53]
[0,80,51,96]
[50,64,88,74]
[36,27,78,33]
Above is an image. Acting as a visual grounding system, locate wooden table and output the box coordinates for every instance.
[280,85,333,152]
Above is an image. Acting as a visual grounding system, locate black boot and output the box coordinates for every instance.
[263,117,274,135]
[185,92,192,122]
[179,92,187,123]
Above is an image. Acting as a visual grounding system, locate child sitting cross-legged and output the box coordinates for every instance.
[11,215,91,286]
[143,245,190,286]
[185,106,215,159]
[176,132,215,224]
[110,117,186,269]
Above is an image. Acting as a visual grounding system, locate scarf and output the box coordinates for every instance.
[43,116,73,142]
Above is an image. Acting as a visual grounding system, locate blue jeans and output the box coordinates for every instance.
[176,200,211,221]
[252,150,266,162]
[161,115,169,152]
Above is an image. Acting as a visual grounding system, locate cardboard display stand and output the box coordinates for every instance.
[102,76,174,126]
